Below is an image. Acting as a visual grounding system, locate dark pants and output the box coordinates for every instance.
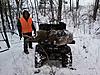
[23,32,32,52]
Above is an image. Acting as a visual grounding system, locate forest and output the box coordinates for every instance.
[0,0,100,50]
[0,0,100,75]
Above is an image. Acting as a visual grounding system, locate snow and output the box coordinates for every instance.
[66,0,95,6]
[1,0,100,75]
[0,26,100,75]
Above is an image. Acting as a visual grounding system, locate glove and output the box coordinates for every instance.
[20,37,22,40]
[34,33,36,36]
[19,34,22,40]
[34,32,37,37]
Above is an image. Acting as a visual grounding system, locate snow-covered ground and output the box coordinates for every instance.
[0,27,100,75]
[0,0,100,74]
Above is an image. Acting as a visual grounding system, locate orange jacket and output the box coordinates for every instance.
[19,17,32,33]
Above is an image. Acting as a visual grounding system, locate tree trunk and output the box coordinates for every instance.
[26,0,29,10]
[93,0,99,21]
[34,0,39,25]
[30,0,34,18]
[76,0,79,11]
[43,0,46,16]
[4,3,11,30]
[7,0,14,34]
[19,0,22,10]
[70,0,72,11]
[0,1,10,48]
[15,0,20,18]
[58,0,62,22]
[50,0,54,23]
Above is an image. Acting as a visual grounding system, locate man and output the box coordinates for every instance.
[17,10,36,54]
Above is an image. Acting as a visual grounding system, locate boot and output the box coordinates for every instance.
[24,49,29,54]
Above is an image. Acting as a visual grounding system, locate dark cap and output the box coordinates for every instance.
[23,10,30,19]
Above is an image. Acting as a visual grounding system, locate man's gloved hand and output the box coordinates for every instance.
[20,37,22,40]
[34,32,36,36]
[34,31,38,37]
[19,34,22,40]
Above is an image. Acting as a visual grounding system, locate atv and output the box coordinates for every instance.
[34,22,75,68]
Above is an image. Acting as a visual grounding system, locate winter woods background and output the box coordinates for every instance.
[0,0,100,41]
[0,0,99,32]
[0,0,100,75]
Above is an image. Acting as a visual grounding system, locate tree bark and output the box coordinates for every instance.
[43,0,46,16]
[4,3,11,30]
[70,0,72,11]
[57,0,62,22]
[15,0,20,18]
[30,0,34,18]
[34,0,39,25]
[7,0,14,34]
[93,0,99,21]
[0,1,10,48]
[76,0,79,11]
[50,0,54,23]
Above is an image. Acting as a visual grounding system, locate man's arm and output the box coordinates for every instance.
[17,19,22,39]
[32,22,36,35]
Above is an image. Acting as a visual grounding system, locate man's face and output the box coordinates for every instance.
[24,12,29,19]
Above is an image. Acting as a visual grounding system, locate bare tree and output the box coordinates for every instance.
[7,0,14,34]
[49,0,55,23]
[34,0,39,25]
[15,0,20,18]
[93,0,99,21]
[30,0,34,18]
[4,3,11,30]
[70,0,72,11]
[43,0,46,16]
[76,0,79,11]
[57,0,62,22]
[0,1,10,48]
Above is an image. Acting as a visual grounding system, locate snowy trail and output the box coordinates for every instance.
[70,29,100,75]
[0,29,100,75]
